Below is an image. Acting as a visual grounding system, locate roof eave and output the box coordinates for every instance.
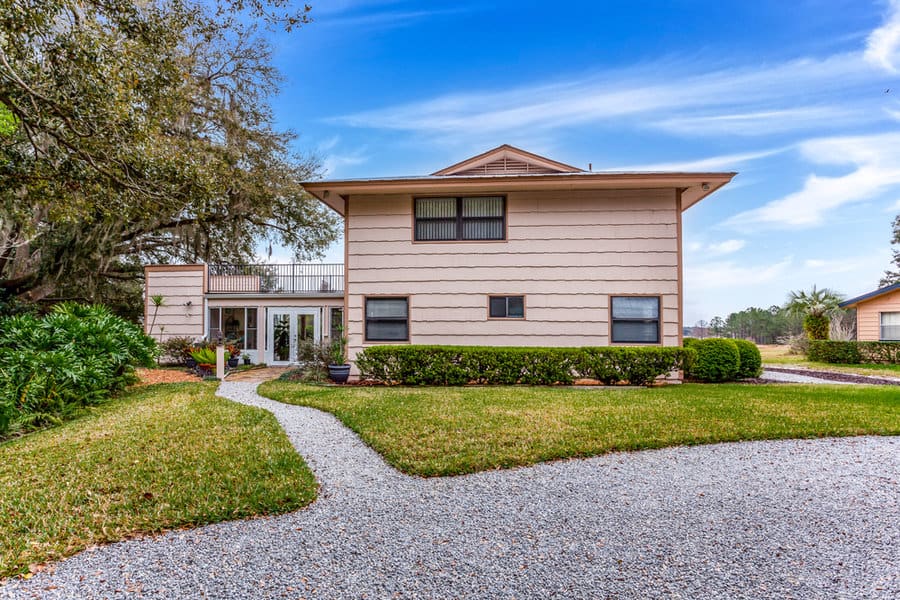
[302,172,736,216]
[839,282,900,308]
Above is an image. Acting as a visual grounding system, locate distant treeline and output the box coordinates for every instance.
[688,306,805,345]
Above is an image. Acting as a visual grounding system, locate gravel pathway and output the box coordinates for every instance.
[760,369,856,384]
[3,382,898,599]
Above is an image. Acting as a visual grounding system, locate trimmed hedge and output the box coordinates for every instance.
[733,339,763,378]
[808,340,900,364]
[683,338,739,382]
[354,345,694,386]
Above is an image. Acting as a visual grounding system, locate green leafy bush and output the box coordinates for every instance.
[354,345,693,386]
[159,336,195,363]
[805,340,900,364]
[733,339,763,378]
[190,347,217,365]
[684,338,741,382]
[0,303,156,438]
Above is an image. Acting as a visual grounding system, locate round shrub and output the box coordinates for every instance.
[733,339,762,378]
[685,338,741,382]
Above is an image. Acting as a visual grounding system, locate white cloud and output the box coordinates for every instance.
[865,0,900,72]
[686,256,793,291]
[727,131,900,228]
[652,106,863,136]
[610,147,786,172]
[708,239,746,255]
[332,51,887,140]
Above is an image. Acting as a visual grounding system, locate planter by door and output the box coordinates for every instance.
[227,357,239,368]
[328,364,351,384]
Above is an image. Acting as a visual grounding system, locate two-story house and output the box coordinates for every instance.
[144,145,734,375]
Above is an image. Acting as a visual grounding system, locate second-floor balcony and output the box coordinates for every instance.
[208,263,344,295]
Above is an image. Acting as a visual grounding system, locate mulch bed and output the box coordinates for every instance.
[763,366,900,386]
[134,368,199,385]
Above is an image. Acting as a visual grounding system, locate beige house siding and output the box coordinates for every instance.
[345,189,681,366]
[144,265,206,341]
[855,291,900,341]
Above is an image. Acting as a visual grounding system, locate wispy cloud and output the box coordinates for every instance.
[652,106,864,136]
[332,50,888,139]
[865,0,900,72]
[686,256,794,290]
[727,131,900,228]
[310,1,479,30]
[610,147,786,172]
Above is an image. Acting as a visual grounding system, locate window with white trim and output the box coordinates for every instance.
[208,307,258,349]
[610,296,660,344]
[880,312,900,341]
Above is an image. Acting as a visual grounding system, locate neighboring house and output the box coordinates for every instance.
[839,282,900,341]
[145,145,735,375]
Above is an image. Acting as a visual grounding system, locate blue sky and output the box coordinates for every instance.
[265,0,900,324]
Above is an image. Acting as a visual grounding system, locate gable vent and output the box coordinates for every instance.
[456,157,560,176]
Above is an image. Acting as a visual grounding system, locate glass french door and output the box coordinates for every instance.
[267,308,320,365]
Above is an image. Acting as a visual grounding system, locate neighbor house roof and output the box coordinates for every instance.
[302,144,736,216]
[839,282,900,308]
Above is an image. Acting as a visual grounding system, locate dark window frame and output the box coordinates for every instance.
[610,296,661,344]
[414,196,506,241]
[488,295,526,319]
[364,297,410,342]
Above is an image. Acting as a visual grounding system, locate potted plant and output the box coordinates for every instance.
[242,352,252,365]
[190,347,217,377]
[327,336,350,383]
[226,343,240,368]
[184,345,199,369]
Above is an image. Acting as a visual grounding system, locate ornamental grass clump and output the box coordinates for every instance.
[0,302,156,438]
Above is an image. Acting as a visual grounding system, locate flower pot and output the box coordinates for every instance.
[185,357,197,369]
[197,364,214,378]
[328,364,351,384]
[227,357,239,368]
[243,356,251,365]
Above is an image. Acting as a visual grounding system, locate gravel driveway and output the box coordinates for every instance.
[3,382,898,599]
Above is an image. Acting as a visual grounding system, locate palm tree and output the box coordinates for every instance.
[785,285,844,340]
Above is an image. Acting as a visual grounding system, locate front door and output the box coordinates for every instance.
[267,308,320,365]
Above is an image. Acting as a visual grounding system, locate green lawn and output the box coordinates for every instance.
[260,382,900,477]
[758,344,900,378]
[0,382,317,579]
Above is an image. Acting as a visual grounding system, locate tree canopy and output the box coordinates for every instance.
[0,0,338,316]
[881,214,900,287]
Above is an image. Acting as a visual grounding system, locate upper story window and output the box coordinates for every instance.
[414,196,505,241]
[610,296,660,344]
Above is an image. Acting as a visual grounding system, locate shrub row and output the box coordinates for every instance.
[683,338,762,381]
[354,345,693,386]
[0,303,157,438]
[808,340,900,364]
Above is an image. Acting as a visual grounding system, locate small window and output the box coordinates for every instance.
[208,307,222,341]
[489,295,525,319]
[365,297,409,341]
[611,296,660,344]
[881,312,900,341]
[415,196,505,241]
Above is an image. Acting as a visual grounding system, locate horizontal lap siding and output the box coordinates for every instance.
[145,267,205,342]
[856,292,900,341]
[346,189,680,363]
